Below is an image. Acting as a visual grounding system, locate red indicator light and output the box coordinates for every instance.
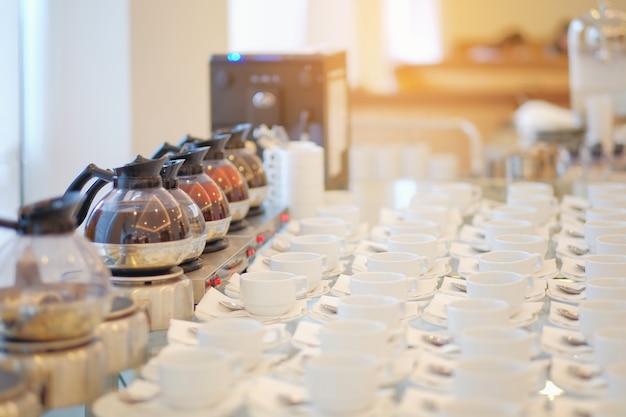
[247,247,256,257]
[280,213,289,223]
[256,234,265,244]
[213,277,221,286]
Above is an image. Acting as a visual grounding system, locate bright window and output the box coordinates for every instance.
[384,0,443,64]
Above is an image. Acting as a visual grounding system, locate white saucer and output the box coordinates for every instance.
[290,320,408,355]
[329,274,439,301]
[92,380,244,417]
[246,375,396,417]
[307,295,422,324]
[141,347,288,383]
[408,350,454,392]
[547,301,580,330]
[421,258,453,280]
[194,288,308,324]
[546,279,586,305]
[550,356,607,397]
[457,257,559,280]
[551,397,604,417]
[449,242,487,259]
[560,257,586,281]
[555,237,589,259]
[225,279,331,300]
[272,348,417,388]
[539,325,593,359]
[457,225,488,252]
[422,294,544,329]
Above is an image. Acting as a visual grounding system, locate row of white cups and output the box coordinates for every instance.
[95,180,626,417]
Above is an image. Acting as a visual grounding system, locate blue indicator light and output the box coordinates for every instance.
[227,53,242,62]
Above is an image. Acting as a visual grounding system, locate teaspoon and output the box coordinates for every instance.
[556,284,585,295]
[422,333,452,347]
[429,363,453,377]
[569,364,600,380]
[557,307,579,321]
[567,229,585,239]
[320,303,337,314]
[219,300,246,311]
[278,393,308,407]
[562,334,588,347]
[568,245,588,256]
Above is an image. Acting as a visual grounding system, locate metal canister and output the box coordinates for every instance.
[111,267,194,331]
[0,336,107,410]
[0,369,42,417]
[94,296,149,375]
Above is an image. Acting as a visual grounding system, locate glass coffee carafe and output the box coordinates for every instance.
[66,155,193,274]
[219,123,269,212]
[180,134,251,223]
[159,158,208,265]
[568,1,626,120]
[0,192,112,341]
[163,145,232,244]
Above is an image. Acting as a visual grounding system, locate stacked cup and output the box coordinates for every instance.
[265,141,325,220]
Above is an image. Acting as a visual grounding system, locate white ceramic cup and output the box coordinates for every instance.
[586,207,626,222]
[386,233,449,268]
[591,194,626,210]
[196,318,284,371]
[466,271,527,316]
[459,325,536,361]
[506,194,557,225]
[269,251,327,291]
[587,182,626,200]
[491,204,540,228]
[432,182,482,213]
[337,294,406,330]
[349,271,418,300]
[484,219,534,250]
[478,250,543,277]
[451,357,533,404]
[319,318,402,358]
[305,352,380,415]
[239,271,308,316]
[606,361,626,399]
[315,204,360,236]
[299,216,350,238]
[586,278,626,300]
[402,204,450,231]
[507,181,554,197]
[596,234,626,255]
[410,191,452,208]
[585,221,626,254]
[585,254,626,280]
[388,219,440,237]
[593,327,626,372]
[158,346,242,409]
[366,251,429,278]
[290,233,345,270]
[492,234,547,257]
[436,398,523,417]
[445,298,510,341]
[578,299,626,345]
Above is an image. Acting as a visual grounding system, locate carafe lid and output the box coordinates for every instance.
[115,155,168,179]
[175,146,210,176]
[569,2,626,62]
[181,133,232,160]
[0,192,83,235]
[160,159,185,189]
[220,123,252,150]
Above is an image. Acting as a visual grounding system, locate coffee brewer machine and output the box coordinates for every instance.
[209,51,349,190]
